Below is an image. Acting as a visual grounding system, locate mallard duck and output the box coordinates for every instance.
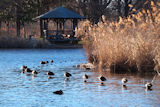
[50,60,54,63]
[64,72,72,78]
[83,74,88,79]
[40,61,45,64]
[99,76,107,85]
[99,76,107,81]
[21,65,27,73]
[53,90,63,95]
[21,65,27,70]
[47,71,54,76]
[25,68,32,73]
[32,70,38,75]
[83,74,88,82]
[122,78,128,85]
[46,60,49,64]
[145,82,152,90]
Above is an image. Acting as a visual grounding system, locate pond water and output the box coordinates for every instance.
[0,49,160,107]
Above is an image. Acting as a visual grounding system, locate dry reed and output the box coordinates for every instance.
[76,1,160,73]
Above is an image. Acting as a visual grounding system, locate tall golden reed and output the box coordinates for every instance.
[76,1,160,73]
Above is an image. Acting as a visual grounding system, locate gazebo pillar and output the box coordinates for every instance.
[73,19,78,36]
[56,20,59,35]
[62,19,65,34]
[44,19,49,38]
[40,18,43,38]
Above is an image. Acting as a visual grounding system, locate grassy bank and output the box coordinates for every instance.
[77,2,160,73]
[0,35,49,48]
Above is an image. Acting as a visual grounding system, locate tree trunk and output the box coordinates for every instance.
[117,0,122,16]
[124,0,130,17]
[124,0,132,17]
[23,23,26,38]
[16,5,21,37]
[7,21,9,35]
[37,0,41,15]
[0,21,1,30]
[0,21,1,35]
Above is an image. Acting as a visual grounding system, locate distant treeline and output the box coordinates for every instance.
[0,0,159,37]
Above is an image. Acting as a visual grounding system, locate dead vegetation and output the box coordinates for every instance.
[0,34,49,49]
[76,1,160,73]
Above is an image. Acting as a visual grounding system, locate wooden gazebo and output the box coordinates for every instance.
[36,6,84,43]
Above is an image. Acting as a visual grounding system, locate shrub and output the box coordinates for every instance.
[0,35,49,49]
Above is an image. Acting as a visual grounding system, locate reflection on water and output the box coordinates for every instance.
[0,49,160,107]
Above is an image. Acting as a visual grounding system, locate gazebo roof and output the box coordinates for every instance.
[37,6,84,19]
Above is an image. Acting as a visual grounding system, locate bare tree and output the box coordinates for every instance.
[77,0,112,23]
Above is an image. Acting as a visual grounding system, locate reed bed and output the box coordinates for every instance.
[76,1,160,73]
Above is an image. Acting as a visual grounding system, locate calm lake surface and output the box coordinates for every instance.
[0,49,160,107]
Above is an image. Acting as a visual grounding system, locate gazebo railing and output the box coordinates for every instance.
[48,30,74,36]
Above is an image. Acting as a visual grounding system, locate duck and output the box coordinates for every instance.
[99,76,107,85]
[21,65,27,73]
[50,60,54,63]
[25,68,32,73]
[40,61,46,65]
[46,60,49,64]
[32,70,38,75]
[145,82,152,90]
[53,90,63,95]
[83,74,88,79]
[64,72,72,78]
[21,65,27,70]
[83,74,88,82]
[99,76,107,81]
[47,71,54,76]
[121,78,128,85]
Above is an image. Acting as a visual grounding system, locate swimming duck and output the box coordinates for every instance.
[40,61,46,64]
[46,60,49,64]
[21,65,27,73]
[53,90,63,95]
[21,65,27,70]
[47,71,54,76]
[145,82,152,90]
[121,78,128,85]
[32,70,38,75]
[83,74,88,79]
[99,76,107,85]
[50,60,54,63]
[83,74,88,82]
[25,68,32,73]
[99,76,107,81]
[64,72,72,78]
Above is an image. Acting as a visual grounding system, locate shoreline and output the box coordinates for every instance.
[0,44,83,49]
[47,44,83,49]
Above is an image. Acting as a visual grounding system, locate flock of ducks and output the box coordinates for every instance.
[20,59,156,95]
[20,59,74,95]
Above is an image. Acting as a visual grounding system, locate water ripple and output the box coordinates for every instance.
[0,49,160,107]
